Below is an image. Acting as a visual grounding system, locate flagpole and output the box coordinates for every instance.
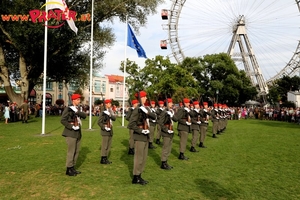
[88,0,94,130]
[122,15,128,127]
[41,1,48,135]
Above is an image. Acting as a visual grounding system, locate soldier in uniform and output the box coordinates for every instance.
[218,104,225,134]
[155,101,164,144]
[189,101,201,152]
[174,98,191,160]
[19,100,30,123]
[128,91,156,185]
[211,103,219,138]
[148,100,157,149]
[61,94,87,176]
[126,99,139,155]
[158,98,176,169]
[98,99,116,164]
[199,102,210,148]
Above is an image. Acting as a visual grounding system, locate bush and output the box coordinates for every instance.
[55,99,64,105]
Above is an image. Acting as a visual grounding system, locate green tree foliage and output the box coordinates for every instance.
[0,0,163,104]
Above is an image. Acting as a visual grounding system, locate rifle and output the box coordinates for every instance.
[137,90,149,130]
[165,94,173,131]
[103,98,111,128]
[182,98,191,123]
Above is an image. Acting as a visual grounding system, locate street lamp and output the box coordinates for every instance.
[216,89,219,104]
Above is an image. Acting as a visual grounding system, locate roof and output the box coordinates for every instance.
[106,75,124,83]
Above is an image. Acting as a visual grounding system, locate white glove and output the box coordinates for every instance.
[204,121,209,123]
[186,121,191,125]
[72,126,79,130]
[184,107,190,112]
[197,121,201,124]
[103,110,110,116]
[142,129,150,134]
[167,130,174,134]
[203,109,207,112]
[70,106,78,113]
[105,127,111,131]
[167,111,173,117]
[140,106,148,114]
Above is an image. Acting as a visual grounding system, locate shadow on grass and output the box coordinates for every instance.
[120,139,133,178]
[77,146,91,169]
[148,144,161,167]
[194,178,239,200]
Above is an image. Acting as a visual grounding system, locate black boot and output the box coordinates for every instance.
[148,142,156,149]
[100,156,111,164]
[166,161,173,169]
[128,148,134,155]
[66,167,77,176]
[199,142,207,148]
[161,161,172,170]
[105,156,112,164]
[213,134,218,138]
[217,131,221,135]
[71,166,81,174]
[155,139,160,145]
[138,174,148,184]
[189,146,199,152]
[132,175,147,185]
[178,152,189,160]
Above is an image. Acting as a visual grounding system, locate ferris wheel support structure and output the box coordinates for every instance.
[165,0,300,89]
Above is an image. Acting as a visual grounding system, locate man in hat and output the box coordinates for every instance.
[174,98,191,160]
[157,98,177,169]
[126,99,139,155]
[98,99,116,164]
[211,103,219,138]
[19,100,30,123]
[199,102,210,148]
[155,101,165,145]
[148,100,157,149]
[128,90,156,185]
[189,101,201,152]
[61,93,87,176]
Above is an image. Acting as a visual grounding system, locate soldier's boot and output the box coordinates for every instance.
[138,174,148,184]
[217,130,221,135]
[160,161,172,170]
[166,160,173,169]
[128,148,134,155]
[148,142,156,149]
[66,167,77,176]
[104,156,112,164]
[155,139,161,145]
[178,152,189,160]
[199,142,207,148]
[132,175,147,185]
[71,166,81,174]
[212,134,218,138]
[189,146,199,152]
[100,156,111,164]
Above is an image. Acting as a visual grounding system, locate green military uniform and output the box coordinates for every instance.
[211,104,219,138]
[148,104,157,149]
[189,105,201,152]
[199,103,210,147]
[155,103,164,144]
[61,103,86,176]
[126,106,135,155]
[98,108,116,164]
[128,102,156,185]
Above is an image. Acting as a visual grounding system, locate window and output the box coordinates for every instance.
[46,82,53,91]
[94,81,100,93]
[110,88,113,92]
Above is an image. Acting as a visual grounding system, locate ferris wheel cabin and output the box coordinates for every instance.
[161,9,168,20]
[160,40,167,49]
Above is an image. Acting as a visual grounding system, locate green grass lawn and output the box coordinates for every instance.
[0,116,299,200]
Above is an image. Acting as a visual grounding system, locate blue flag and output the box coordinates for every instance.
[127,24,147,58]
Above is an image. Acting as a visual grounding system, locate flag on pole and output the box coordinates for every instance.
[127,24,147,58]
[46,0,78,34]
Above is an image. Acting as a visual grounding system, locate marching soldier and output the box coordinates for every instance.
[155,101,164,144]
[211,103,219,138]
[158,98,176,170]
[174,98,191,160]
[128,91,156,185]
[189,101,201,152]
[199,102,210,148]
[98,99,116,164]
[126,99,139,155]
[148,100,157,149]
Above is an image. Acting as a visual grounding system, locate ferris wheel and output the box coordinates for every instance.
[161,0,300,94]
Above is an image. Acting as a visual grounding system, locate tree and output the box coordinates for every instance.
[0,0,163,105]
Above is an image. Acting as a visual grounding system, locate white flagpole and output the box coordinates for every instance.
[88,0,94,130]
[41,1,48,135]
[122,15,128,127]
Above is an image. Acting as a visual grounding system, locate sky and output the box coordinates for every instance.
[101,0,300,82]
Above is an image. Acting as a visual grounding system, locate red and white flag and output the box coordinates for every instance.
[46,0,78,34]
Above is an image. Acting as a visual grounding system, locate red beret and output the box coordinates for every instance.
[71,94,81,100]
[214,103,218,107]
[193,101,199,105]
[158,101,164,105]
[131,99,138,105]
[144,101,150,106]
[166,98,172,103]
[203,102,208,105]
[179,102,183,106]
[218,104,222,107]
[183,98,190,103]
[151,101,156,105]
[104,99,111,104]
[134,91,147,98]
